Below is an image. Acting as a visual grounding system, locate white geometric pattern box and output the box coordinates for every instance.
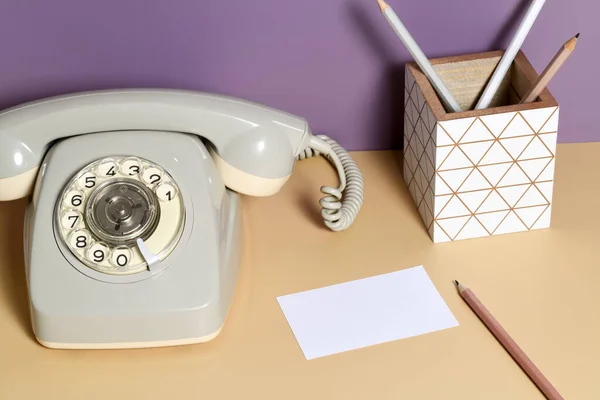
[403,50,559,243]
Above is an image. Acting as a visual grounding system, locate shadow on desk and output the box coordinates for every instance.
[0,198,35,341]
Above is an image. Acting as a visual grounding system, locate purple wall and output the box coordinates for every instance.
[0,0,596,151]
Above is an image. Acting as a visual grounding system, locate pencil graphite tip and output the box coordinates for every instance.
[454,280,466,293]
[565,34,579,51]
[376,0,389,12]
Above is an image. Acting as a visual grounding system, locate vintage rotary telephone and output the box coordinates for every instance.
[0,89,363,349]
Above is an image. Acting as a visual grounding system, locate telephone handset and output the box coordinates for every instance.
[0,89,363,349]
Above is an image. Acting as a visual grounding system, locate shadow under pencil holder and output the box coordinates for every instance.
[403,50,559,243]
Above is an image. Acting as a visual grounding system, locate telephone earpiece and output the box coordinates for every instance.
[207,126,307,197]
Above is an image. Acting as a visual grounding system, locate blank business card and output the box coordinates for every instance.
[276,265,459,360]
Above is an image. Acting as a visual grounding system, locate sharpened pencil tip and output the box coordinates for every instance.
[575,33,580,38]
[453,280,459,286]
[376,0,389,12]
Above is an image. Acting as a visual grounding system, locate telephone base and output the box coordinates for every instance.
[35,326,222,350]
[24,131,244,350]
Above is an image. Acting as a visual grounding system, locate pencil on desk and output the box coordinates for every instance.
[454,281,563,400]
[376,0,462,113]
[520,33,579,103]
[475,0,546,109]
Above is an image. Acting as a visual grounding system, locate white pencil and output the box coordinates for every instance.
[475,0,546,110]
[377,0,462,113]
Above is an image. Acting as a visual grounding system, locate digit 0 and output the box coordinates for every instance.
[111,247,131,268]
[116,254,128,266]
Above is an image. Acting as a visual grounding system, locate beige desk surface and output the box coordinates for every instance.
[1,143,599,399]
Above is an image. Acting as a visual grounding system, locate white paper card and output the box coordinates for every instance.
[276,265,459,360]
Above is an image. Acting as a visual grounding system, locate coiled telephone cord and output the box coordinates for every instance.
[296,134,364,231]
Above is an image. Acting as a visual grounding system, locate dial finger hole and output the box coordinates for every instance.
[155,182,177,202]
[142,166,163,185]
[87,242,109,264]
[61,209,82,230]
[65,189,85,208]
[77,171,97,190]
[120,157,141,176]
[69,229,91,250]
[97,159,118,178]
[111,246,132,268]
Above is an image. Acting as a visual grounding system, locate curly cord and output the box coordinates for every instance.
[296,134,364,231]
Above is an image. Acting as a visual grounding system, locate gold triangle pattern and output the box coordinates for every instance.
[477,210,509,233]
[459,189,491,213]
[539,109,559,133]
[402,69,439,230]
[455,217,489,240]
[460,141,494,165]
[459,119,495,143]
[439,118,476,143]
[499,113,534,138]
[479,163,511,186]
[403,67,558,242]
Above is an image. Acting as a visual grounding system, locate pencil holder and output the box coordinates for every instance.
[403,50,558,243]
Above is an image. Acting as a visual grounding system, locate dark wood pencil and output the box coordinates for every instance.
[454,280,563,400]
[520,33,579,103]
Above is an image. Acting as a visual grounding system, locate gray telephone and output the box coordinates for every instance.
[0,89,363,349]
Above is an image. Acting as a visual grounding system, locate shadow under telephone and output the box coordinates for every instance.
[0,89,364,349]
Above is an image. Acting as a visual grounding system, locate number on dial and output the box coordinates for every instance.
[61,210,81,230]
[142,167,163,185]
[65,190,85,208]
[69,229,90,250]
[87,243,109,264]
[121,158,141,176]
[111,247,131,267]
[97,159,118,177]
[156,182,177,202]
[77,172,97,189]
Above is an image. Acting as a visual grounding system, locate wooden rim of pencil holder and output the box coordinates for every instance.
[407,49,558,119]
